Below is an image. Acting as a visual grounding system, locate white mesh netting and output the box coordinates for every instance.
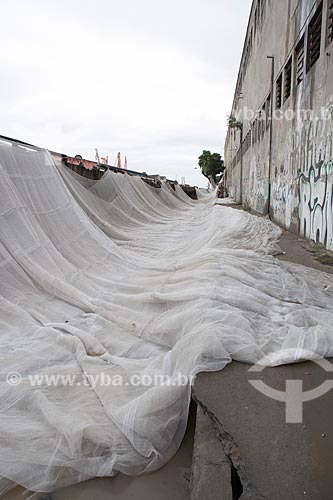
[0,142,333,494]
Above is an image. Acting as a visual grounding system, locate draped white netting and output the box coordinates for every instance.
[0,141,333,495]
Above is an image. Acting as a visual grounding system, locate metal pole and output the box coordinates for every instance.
[267,56,275,217]
[240,127,243,205]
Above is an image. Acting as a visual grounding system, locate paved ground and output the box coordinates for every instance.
[190,406,233,500]
[278,229,333,274]
[193,360,333,500]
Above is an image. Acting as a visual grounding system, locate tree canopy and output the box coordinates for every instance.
[198,150,224,184]
[227,113,243,130]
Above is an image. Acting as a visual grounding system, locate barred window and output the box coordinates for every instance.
[284,57,292,102]
[276,74,282,109]
[307,3,323,71]
[295,36,305,85]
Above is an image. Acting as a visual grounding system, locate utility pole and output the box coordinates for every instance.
[267,56,275,217]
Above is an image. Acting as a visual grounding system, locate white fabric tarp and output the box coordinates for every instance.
[0,141,333,494]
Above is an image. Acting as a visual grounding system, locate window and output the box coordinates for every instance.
[238,71,243,92]
[326,0,333,46]
[266,94,271,129]
[258,113,262,141]
[307,3,323,71]
[244,129,252,153]
[256,118,260,142]
[284,57,292,102]
[276,74,282,109]
[258,0,261,25]
[261,105,266,138]
[295,36,305,84]
[261,0,266,17]
[254,7,258,37]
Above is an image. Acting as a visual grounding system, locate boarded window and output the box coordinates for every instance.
[284,57,292,101]
[295,36,305,84]
[307,3,323,71]
[327,0,333,46]
[276,74,282,109]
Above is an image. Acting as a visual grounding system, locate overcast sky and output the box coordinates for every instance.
[1,0,251,187]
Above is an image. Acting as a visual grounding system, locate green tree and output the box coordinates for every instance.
[227,113,243,131]
[198,150,224,184]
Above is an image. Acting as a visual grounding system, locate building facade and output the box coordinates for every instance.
[225,0,333,250]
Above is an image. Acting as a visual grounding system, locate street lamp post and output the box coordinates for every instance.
[267,56,275,217]
[240,125,243,205]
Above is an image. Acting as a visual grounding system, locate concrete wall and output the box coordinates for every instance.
[225,0,333,250]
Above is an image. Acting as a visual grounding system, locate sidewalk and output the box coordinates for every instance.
[193,358,333,500]
[277,229,333,274]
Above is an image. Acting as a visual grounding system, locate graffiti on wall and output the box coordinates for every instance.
[247,152,269,213]
[271,101,333,249]
[229,91,333,249]
[272,181,296,228]
[298,162,333,251]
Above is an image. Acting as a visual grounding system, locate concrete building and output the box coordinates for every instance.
[225,0,333,250]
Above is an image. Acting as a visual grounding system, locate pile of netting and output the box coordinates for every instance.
[1,141,333,495]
